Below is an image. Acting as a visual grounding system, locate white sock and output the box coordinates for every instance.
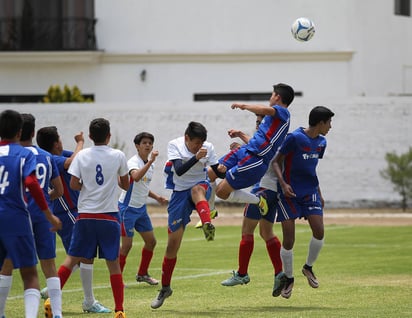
[46,277,62,316]
[0,275,12,317]
[227,189,259,204]
[208,181,217,210]
[280,247,294,278]
[80,263,95,306]
[24,288,40,318]
[72,264,79,274]
[306,237,324,267]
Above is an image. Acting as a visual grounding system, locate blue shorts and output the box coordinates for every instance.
[219,147,268,190]
[120,204,153,237]
[0,234,37,269]
[68,213,120,261]
[244,187,277,223]
[55,210,78,252]
[167,182,211,233]
[276,191,323,222]
[32,219,56,260]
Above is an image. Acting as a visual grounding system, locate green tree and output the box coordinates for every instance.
[380,147,412,211]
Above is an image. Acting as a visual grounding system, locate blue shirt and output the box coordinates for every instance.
[25,146,60,222]
[245,105,290,161]
[52,150,79,214]
[279,127,327,197]
[0,142,37,235]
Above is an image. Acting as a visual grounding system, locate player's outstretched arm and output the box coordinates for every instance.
[231,103,275,116]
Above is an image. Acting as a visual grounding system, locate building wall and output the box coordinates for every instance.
[4,96,411,207]
[0,0,411,102]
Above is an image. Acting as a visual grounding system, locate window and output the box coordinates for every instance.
[193,91,302,102]
[0,94,94,103]
[0,0,96,51]
[395,0,410,16]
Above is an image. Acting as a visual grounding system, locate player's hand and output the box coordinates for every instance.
[157,196,168,205]
[48,214,62,232]
[229,142,241,150]
[196,147,207,160]
[150,150,159,162]
[228,129,242,138]
[281,184,296,198]
[74,131,84,143]
[231,103,246,110]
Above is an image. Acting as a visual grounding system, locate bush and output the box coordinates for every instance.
[380,147,412,211]
[42,84,93,103]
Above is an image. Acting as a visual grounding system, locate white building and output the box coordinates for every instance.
[1,0,411,208]
[0,0,411,102]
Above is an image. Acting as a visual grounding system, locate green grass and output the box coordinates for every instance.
[5,224,412,317]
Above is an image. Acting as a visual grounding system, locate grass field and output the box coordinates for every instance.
[4,223,412,318]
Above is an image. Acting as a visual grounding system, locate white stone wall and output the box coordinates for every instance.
[4,96,411,207]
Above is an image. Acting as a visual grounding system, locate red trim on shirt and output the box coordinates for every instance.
[24,173,48,211]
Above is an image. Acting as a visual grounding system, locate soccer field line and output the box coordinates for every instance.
[7,269,229,300]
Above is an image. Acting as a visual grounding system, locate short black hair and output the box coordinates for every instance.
[36,126,59,152]
[273,83,295,106]
[134,132,154,145]
[20,113,35,142]
[309,106,335,126]
[0,109,22,139]
[89,118,110,143]
[184,121,207,141]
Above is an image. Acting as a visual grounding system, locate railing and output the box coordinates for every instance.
[0,17,97,51]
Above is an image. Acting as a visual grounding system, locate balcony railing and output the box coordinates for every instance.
[0,17,97,51]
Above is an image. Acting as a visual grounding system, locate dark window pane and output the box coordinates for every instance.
[395,0,411,16]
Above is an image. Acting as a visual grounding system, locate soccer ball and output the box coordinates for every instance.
[291,17,315,42]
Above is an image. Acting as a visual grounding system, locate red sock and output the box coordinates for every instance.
[138,248,153,276]
[110,273,124,312]
[57,265,72,289]
[119,253,127,273]
[266,236,283,275]
[238,234,254,275]
[161,257,177,287]
[195,200,211,224]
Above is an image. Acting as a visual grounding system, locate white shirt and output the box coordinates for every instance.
[118,153,154,208]
[165,136,218,191]
[69,145,128,213]
[259,158,278,192]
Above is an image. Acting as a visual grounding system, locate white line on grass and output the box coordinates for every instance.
[7,270,229,300]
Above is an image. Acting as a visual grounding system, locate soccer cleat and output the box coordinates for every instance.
[272,271,287,297]
[195,209,218,228]
[44,298,52,318]
[40,287,49,300]
[202,222,215,241]
[258,195,268,216]
[82,300,112,313]
[302,264,319,288]
[151,286,173,309]
[114,311,126,318]
[281,277,294,299]
[221,271,250,286]
[136,274,159,285]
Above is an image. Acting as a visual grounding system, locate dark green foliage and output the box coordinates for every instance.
[43,84,93,103]
[381,147,412,211]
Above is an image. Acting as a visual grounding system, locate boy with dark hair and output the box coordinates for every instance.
[151,121,218,309]
[0,110,61,318]
[273,105,335,299]
[118,132,168,285]
[62,118,129,318]
[36,126,111,313]
[213,83,295,215]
